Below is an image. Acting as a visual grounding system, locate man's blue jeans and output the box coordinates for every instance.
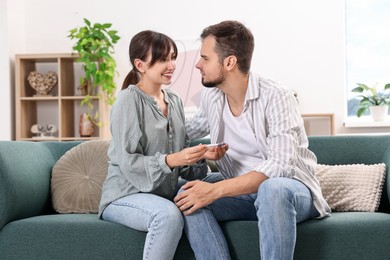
[180,177,319,260]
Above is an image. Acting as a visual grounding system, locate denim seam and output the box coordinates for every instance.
[145,214,158,260]
[112,201,155,215]
[199,206,232,260]
[111,200,158,260]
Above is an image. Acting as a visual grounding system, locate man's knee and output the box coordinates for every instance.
[202,172,223,183]
[255,178,291,209]
[258,178,286,197]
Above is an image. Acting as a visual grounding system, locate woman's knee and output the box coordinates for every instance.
[154,202,184,230]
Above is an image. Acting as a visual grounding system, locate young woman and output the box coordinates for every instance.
[98,30,218,260]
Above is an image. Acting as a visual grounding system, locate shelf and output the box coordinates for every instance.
[20,96,59,101]
[61,96,99,100]
[15,53,109,141]
[20,137,102,142]
[61,137,101,141]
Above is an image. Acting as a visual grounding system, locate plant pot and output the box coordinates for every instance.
[79,113,94,137]
[369,105,388,121]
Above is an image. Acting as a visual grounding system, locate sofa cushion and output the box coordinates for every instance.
[51,140,110,213]
[295,212,390,259]
[0,214,195,260]
[315,163,386,212]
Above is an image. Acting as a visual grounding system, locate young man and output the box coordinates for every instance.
[174,20,331,260]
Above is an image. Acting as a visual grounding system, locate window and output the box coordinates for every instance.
[346,0,390,117]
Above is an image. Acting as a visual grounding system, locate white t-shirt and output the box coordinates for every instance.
[222,96,262,176]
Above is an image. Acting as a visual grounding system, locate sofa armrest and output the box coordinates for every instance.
[0,141,55,229]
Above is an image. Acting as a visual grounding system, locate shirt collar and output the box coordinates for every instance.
[131,85,170,105]
[245,72,261,101]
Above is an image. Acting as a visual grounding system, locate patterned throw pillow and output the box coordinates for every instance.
[315,163,386,212]
[51,140,110,213]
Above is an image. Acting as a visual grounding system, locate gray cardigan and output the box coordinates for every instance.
[99,85,207,217]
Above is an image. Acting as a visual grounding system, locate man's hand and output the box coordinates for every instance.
[175,172,268,215]
[174,180,218,215]
[203,143,228,161]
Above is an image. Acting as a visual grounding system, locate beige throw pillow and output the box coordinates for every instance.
[315,163,386,212]
[51,140,110,213]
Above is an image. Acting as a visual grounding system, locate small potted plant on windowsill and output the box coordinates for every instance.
[68,18,120,136]
[352,82,390,121]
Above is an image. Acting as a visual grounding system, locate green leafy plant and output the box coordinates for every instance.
[68,18,120,126]
[352,83,390,117]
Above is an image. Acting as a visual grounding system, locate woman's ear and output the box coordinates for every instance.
[224,55,237,71]
[134,59,145,73]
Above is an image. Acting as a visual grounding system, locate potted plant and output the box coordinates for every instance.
[68,18,120,130]
[352,82,390,121]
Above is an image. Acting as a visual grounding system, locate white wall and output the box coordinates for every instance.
[2,0,25,140]
[3,0,387,140]
[0,0,11,140]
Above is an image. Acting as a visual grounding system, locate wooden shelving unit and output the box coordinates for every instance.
[15,53,110,141]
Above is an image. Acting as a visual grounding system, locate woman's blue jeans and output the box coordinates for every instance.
[102,193,183,260]
[180,177,319,260]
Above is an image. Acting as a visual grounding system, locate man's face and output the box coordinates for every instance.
[195,36,225,88]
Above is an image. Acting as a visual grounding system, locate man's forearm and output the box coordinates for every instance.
[212,171,268,199]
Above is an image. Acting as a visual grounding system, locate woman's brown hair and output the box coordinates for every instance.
[122,30,178,89]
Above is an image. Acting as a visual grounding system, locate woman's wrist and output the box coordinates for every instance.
[165,153,178,169]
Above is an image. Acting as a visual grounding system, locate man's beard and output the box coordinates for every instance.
[202,72,225,88]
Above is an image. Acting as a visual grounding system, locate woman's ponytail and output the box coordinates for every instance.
[121,69,139,90]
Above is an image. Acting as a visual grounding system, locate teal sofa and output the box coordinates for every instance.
[1,135,390,259]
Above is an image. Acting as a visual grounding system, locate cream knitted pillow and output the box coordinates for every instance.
[51,140,109,213]
[315,163,386,212]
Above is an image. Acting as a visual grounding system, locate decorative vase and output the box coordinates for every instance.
[80,79,94,96]
[79,113,94,137]
[369,105,388,121]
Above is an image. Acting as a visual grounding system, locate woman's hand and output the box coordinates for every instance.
[166,145,208,168]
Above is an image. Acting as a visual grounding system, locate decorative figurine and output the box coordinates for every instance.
[46,124,57,137]
[27,71,58,96]
[31,124,57,138]
[31,124,45,138]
